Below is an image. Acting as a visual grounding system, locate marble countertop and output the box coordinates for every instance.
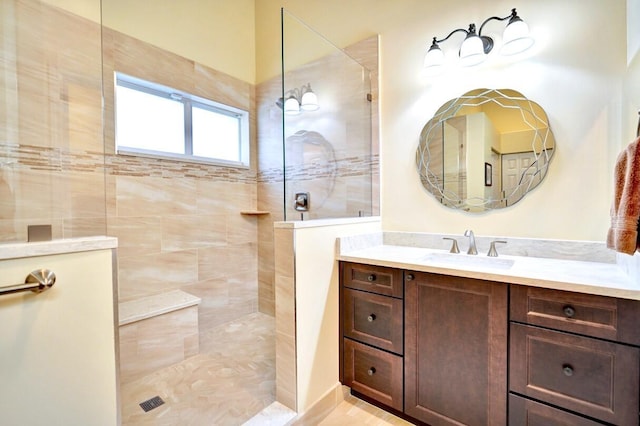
[338,244,640,300]
[0,236,118,260]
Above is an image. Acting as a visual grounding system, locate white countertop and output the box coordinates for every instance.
[275,216,380,229]
[338,244,640,300]
[0,236,118,260]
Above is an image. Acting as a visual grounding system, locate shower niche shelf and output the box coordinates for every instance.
[240,210,270,215]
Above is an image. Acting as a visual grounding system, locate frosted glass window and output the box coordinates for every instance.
[192,106,240,162]
[116,86,184,154]
[114,73,249,167]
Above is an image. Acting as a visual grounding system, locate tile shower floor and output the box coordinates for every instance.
[121,312,276,425]
[121,311,410,425]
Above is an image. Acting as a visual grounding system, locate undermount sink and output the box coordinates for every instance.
[421,252,515,270]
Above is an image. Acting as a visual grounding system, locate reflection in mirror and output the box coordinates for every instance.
[416,88,555,212]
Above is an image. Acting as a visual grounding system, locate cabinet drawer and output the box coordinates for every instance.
[510,323,639,425]
[341,262,404,298]
[343,338,403,411]
[511,285,640,345]
[343,288,403,354]
[509,394,604,426]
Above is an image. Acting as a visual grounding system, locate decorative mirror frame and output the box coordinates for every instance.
[416,88,555,212]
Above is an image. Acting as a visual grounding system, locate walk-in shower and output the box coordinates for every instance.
[1,1,378,423]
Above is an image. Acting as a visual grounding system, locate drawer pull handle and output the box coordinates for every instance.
[563,305,576,318]
[367,274,376,282]
[367,367,376,376]
[367,314,376,322]
[406,273,415,281]
[562,364,574,377]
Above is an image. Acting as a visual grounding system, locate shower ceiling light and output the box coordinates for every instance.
[276,83,319,115]
[424,8,534,73]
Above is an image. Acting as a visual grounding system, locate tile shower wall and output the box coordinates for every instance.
[2,0,379,335]
[0,0,105,242]
[101,28,260,331]
[256,36,379,316]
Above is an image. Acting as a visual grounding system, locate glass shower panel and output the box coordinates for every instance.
[281,10,374,221]
[0,0,105,242]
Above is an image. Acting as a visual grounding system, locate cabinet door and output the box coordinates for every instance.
[510,323,639,425]
[405,272,508,426]
[509,394,604,426]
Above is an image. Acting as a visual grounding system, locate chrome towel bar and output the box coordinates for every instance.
[0,269,56,296]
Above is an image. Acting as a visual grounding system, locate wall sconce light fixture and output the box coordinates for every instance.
[424,8,534,72]
[276,83,319,115]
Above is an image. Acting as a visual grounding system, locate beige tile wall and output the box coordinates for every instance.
[0,0,106,242]
[101,27,260,334]
[273,226,296,409]
[2,4,379,392]
[119,305,199,384]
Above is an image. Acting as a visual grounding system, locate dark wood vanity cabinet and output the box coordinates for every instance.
[339,261,640,426]
[509,285,640,426]
[340,262,508,425]
[405,272,508,426]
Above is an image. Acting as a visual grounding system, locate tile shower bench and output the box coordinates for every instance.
[118,289,201,383]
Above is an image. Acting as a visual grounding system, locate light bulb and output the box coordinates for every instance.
[501,19,534,56]
[459,35,486,66]
[284,96,300,115]
[424,46,445,70]
[300,90,319,111]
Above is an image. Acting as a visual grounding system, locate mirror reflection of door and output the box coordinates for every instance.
[443,117,466,204]
[502,152,545,206]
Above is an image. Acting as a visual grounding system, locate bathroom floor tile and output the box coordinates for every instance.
[318,394,414,425]
[120,312,275,426]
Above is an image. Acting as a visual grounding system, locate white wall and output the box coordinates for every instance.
[257,0,632,243]
[293,219,381,412]
[0,249,119,425]
[379,0,625,241]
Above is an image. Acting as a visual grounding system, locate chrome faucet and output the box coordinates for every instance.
[464,230,478,255]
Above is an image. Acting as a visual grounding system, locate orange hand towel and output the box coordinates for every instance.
[607,136,640,255]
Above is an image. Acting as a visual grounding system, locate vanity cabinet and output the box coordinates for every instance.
[509,285,640,426]
[340,262,405,411]
[339,261,640,426]
[405,272,508,425]
[339,262,508,424]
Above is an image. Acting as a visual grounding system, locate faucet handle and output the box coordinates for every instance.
[487,240,507,257]
[442,237,460,253]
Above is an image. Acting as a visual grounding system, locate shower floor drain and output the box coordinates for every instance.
[140,396,165,412]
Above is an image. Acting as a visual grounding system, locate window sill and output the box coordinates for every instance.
[116,149,250,169]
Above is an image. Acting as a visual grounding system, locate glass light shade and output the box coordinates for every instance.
[501,19,534,55]
[300,90,319,111]
[424,46,445,70]
[284,96,301,115]
[459,35,486,66]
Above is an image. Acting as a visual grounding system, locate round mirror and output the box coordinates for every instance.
[416,88,555,212]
